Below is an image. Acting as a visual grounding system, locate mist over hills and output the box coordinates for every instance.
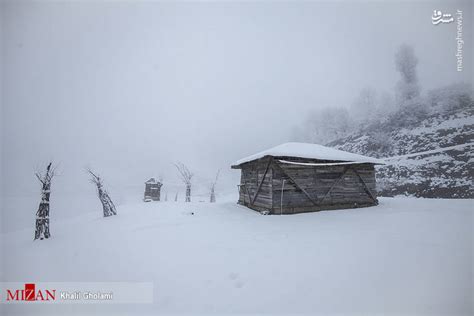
[327,84,473,198]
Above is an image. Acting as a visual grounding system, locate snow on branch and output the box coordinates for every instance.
[35,162,57,185]
[174,162,193,185]
[210,169,220,203]
[174,162,193,202]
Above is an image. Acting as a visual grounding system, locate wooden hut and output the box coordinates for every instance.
[231,142,383,214]
[144,178,163,202]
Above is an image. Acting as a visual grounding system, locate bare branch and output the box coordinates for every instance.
[174,162,193,202]
[86,167,116,217]
[209,169,220,203]
[35,162,57,184]
[86,168,102,186]
[35,172,44,183]
[174,162,193,185]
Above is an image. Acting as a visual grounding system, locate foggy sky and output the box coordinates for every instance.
[1,0,472,198]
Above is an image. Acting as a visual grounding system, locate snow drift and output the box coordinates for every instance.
[1,195,472,315]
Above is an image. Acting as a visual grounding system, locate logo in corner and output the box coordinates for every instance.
[6,283,56,302]
[432,10,454,25]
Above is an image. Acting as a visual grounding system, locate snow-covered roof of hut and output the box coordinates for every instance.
[231,142,383,168]
[145,178,160,184]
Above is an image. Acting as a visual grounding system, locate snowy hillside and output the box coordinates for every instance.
[328,106,474,198]
[1,197,472,315]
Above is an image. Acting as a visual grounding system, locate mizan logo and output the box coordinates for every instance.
[6,283,56,302]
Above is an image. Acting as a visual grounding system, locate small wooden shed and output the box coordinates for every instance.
[144,178,163,202]
[231,142,383,214]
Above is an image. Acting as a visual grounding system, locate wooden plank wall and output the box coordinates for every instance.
[238,158,272,210]
[272,163,377,214]
[237,158,377,214]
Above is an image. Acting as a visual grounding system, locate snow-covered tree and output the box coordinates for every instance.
[303,107,353,144]
[376,91,397,117]
[87,169,117,217]
[175,162,193,202]
[371,131,391,152]
[395,44,420,103]
[210,169,220,203]
[351,89,397,126]
[351,87,378,125]
[427,83,473,112]
[34,162,55,240]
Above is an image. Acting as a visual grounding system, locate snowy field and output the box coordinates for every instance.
[1,196,472,315]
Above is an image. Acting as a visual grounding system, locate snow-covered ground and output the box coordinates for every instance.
[1,195,472,315]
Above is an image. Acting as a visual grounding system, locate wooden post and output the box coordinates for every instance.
[280,179,286,215]
[352,167,378,203]
[250,158,272,206]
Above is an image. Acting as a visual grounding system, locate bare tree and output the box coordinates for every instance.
[174,162,193,202]
[34,162,56,240]
[87,169,117,217]
[210,169,220,203]
[174,191,178,202]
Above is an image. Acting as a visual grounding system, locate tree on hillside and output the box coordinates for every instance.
[87,169,117,217]
[34,162,56,240]
[304,107,352,144]
[377,91,396,117]
[351,87,378,125]
[351,89,397,126]
[427,83,473,112]
[174,162,193,202]
[395,44,420,103]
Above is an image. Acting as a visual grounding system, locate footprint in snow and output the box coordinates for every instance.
[228,273,244,288]
[228,272,239,280]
